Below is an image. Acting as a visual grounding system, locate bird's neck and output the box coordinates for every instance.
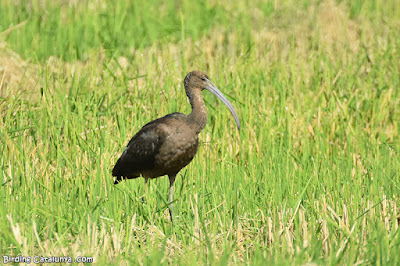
[188,89,207,133]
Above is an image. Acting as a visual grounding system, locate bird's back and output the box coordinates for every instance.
[112,113,199,183]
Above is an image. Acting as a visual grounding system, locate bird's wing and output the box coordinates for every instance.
[112,122,163,178]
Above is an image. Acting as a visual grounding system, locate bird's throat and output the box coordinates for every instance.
[188,90,207,133]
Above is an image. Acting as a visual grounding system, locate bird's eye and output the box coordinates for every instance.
[201,77,206,81]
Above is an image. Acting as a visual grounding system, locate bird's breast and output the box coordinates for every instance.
[154,124,199,175]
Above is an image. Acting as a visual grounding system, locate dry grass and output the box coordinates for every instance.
[5,193,399,263]
[0,41,38,99]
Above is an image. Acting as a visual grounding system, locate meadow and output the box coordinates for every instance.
[1,0,399,264]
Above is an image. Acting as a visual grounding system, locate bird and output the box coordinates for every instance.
[112,70,240,223]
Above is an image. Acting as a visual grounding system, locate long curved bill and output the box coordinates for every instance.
[205,80,240,130]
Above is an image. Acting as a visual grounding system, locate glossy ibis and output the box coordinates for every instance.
[112,71,240,222]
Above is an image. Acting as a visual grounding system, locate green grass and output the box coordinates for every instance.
[1,0,400,264]
[0,0,226,61]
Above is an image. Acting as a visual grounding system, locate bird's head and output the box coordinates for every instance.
[183,70,210,92]
[184,71,240,130]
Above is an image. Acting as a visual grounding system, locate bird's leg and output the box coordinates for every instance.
[142,178,149,203]
[168,174,176,224]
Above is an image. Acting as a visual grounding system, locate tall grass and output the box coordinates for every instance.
[1,0,400,264]
[0,0,225,61]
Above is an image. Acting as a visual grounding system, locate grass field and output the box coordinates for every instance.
[1,0,400,264]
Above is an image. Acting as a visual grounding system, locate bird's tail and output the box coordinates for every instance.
[113,175,140,184]
[113,176,123,185]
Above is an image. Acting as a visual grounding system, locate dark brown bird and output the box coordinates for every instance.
[112,71,240,222]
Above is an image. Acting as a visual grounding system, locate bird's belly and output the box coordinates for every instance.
[154,134,199,176]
